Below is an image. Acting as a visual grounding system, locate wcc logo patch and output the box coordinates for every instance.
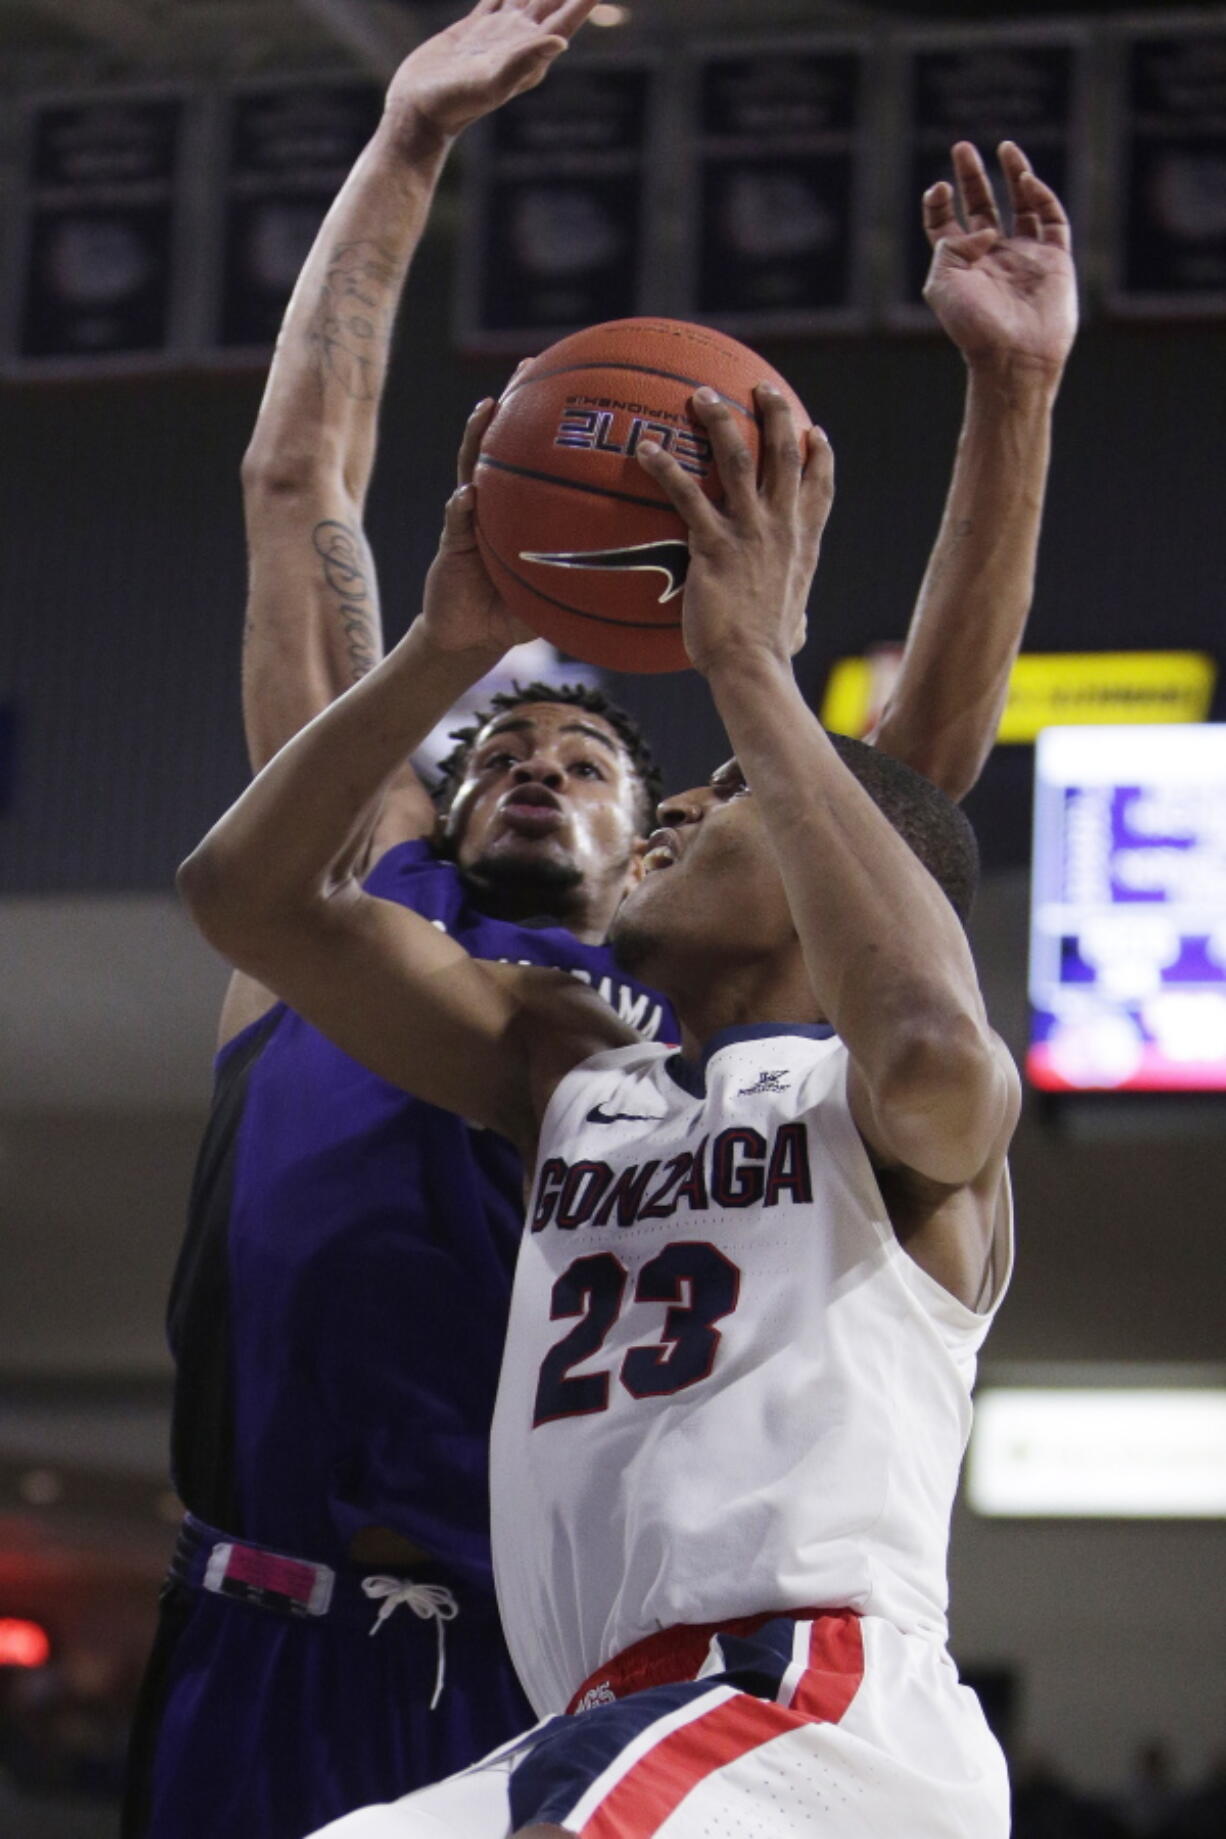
[519,540,691,605]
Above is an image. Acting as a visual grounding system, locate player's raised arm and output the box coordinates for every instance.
[239,0,598,796]
[637,389,1014,1193]
[219,0,599,1046]
[871,140,1077,800]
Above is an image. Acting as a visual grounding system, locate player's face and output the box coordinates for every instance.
[443,702,644,906]
[611,759,795,974]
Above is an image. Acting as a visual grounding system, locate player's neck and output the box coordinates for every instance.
[673,959,826,1061]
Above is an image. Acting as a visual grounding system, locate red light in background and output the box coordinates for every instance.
[0,1618,51,1667]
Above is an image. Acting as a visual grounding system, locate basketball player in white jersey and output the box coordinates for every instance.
[182,344,1026,1834]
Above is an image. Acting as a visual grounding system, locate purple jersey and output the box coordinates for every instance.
[167,839,676,1591]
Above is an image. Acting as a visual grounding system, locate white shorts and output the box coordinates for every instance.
[310,1609,1009,1839]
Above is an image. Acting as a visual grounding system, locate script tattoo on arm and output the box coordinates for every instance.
[307,240,396,402]
[312,519,379,683]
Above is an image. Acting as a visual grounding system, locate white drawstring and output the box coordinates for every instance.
[361,1577,459,1710]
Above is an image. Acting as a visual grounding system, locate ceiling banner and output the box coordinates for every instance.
[1106,17,1226,317]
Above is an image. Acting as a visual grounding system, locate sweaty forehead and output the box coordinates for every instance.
[478,704,622,757]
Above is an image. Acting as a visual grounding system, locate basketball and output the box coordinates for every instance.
[473,318,810,673]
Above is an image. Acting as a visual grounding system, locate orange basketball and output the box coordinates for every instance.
[473,318,809,674]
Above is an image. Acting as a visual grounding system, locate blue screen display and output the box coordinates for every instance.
[1029,726,1226,1091]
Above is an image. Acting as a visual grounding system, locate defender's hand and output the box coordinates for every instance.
[636,386,834,680]
[922,140,1078,379]
[420,399,533,658]
[383,0,599,155]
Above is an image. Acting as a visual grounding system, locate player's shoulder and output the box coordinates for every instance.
[364,837,501,940]
[489,965,645,1129]
[363,835,448,896]
[513,964,641,1050]
[989,1029,1023,1138]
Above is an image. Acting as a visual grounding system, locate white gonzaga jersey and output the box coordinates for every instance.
[491,1025,1012,1719]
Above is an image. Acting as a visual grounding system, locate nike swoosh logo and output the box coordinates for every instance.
[519,540,691,604]
[585,1104,657,1125]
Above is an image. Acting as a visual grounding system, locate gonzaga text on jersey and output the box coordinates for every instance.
[531,1123,813,1233]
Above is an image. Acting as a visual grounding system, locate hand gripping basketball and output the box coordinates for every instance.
[635,385,835,681]
[472,318,811,673]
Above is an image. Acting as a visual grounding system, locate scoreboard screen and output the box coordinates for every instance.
[1028,725,1226,1092]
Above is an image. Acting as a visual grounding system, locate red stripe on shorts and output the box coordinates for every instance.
[788,1611,864,1723]
[567,1606,837,1713]
[580,1693,799,1839]
[580,1613,865,1839]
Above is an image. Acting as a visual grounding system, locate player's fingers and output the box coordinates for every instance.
[636,436,723,542]
[799,427,835,532]
[503,357,533,397]
[689,387,758,520]
[1017,166,1072,250]
[755,385,804,506]
[515,0,571,36]
[923,227,999,290]
[540,0,601,36]
[996,136,1029,222]
[922,179,959,249]
[439,482,479,552]
[997,140,1032,239]
[501,35,569,94]
[458,398,497,486]
[951,141,1000,234]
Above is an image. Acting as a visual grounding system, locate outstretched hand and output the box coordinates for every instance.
[383,0,599,153]
[635,388,834,680]
[420,398,534,658]
[922,140,1078,378]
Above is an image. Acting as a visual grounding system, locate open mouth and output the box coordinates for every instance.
[642,827,682,872]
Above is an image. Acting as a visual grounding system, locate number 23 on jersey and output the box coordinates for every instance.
[533,1242,741,1426]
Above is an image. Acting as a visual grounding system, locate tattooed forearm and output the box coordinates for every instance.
[307,240,397,402]
[313,519,380,682]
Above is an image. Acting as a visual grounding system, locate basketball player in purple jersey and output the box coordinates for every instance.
[125,0,1077,1831]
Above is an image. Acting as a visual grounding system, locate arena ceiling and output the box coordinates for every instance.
[1,0,1220,93]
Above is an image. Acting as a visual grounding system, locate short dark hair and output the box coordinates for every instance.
[827,732,979,924]
[433,681,662,835]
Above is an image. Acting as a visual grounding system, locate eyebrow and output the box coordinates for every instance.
[480,717,620,756]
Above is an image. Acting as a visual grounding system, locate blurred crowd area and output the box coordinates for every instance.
[1012,1747,1226,1838]
[2,1665,1225,1837]
[0,1652,134,1802]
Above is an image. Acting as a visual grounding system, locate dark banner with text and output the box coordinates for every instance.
[5,90,189,374]
[683,38,870,335]
[457,61,654,351]
[1106,19,1226,316]
[206,81,381,358]
[887,26,1086,327]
